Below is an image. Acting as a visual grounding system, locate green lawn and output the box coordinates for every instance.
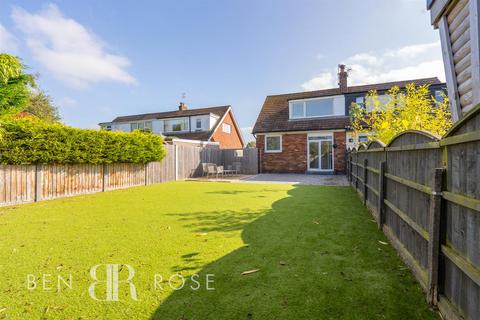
[0,181,437,319]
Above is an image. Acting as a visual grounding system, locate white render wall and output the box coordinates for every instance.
[105,114,216,134]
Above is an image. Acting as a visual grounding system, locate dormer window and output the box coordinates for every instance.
[289,97,336,119]
[164,118,189,132]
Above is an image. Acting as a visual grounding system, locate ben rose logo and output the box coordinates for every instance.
[26,264,215,301]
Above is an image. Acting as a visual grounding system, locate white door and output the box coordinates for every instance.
[308,135,333,171]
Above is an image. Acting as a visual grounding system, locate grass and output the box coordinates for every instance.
[0,181,437,319]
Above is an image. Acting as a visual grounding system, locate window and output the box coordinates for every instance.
[358,135,368,143]
[234,149,243,157]
[435,90,445,102]
[164,118,189,132]
[355,96,364,108]
[222,123,231,134]
[289,97,334,119]
[144,121,152,131]
[130,121,152,132]
[305,99,333,117]
[195,118,203,131]
[365,94,396,112]
[265,135,282,152]
[291,102,304,118]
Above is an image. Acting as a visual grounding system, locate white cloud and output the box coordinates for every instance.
[11,4,136,88]
[302,72,335,91]
[302,41,445,91]
[349,53,379,65]
[0,24,18,53]
[385,41,440,59]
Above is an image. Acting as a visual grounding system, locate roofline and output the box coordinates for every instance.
[207,106,246,147]
[265,77,445,98]
[108,105,230,123]
[252,129,347,135]
[168,138,220,146]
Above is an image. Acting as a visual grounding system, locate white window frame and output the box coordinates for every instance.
[163,117,189,133]
[289,96,336,119]
[195,118,203,131]
[222,123,231,134]
[130,121,152,131]
[264,134,282,153]
[307,132,334,172]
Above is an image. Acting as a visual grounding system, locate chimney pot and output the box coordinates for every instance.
[338,64,348,92]
[179,102,188,111]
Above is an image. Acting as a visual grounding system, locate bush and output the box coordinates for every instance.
[0,118,166,164]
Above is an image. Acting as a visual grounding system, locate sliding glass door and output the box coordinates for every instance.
[308,135,333,172]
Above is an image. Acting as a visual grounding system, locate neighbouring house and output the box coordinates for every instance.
[99,104,244,149]
[252,65,446,174]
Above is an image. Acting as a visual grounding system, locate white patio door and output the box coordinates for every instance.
[308,135,333,171]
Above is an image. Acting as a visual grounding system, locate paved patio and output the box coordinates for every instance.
[189,173,349,186]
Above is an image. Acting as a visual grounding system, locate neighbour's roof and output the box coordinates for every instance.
[162,131,212,140]
[111,105,230,123]
[252,77,443,134]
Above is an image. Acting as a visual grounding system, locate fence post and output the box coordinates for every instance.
[377,161,386,229]
[427,167,445,306]
[363,158,368,205]
[355,155,359,191]
[349,155,353,183]
[102,164,107,192]
[174,144,178,181]
[34,163,42,202]
[144,163,148,185]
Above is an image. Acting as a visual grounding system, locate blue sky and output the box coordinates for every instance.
[0,0,444,141]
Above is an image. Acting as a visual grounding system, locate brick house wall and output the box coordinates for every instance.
[211,111,244,149]
[257,133,307,173]
[257,131,346,174]
[333,131,346,173]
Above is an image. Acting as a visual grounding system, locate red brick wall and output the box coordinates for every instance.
[211,111,244,149]
[257,131,347,174]
[333,131,346,173]
[257,133,307,173]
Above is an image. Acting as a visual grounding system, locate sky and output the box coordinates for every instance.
[0,0,445,142]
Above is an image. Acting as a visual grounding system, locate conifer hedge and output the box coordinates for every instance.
[0,118,166,165]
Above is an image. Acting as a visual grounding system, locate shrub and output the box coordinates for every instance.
[0,118,166,164]
[350,84,452,143]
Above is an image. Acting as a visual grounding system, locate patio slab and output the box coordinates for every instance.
[189,173,349,186]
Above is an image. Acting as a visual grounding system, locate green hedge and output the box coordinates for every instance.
[0,118,166,164]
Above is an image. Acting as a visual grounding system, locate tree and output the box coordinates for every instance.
[25,90,61,123]
[246,141,256,148]
[350,84,452,144]
[0,54,34,116]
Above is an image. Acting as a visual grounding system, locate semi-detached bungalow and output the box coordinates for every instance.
[252,65,446,174]
[99,104,245,149]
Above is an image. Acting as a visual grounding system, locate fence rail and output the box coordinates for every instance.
[347,104,480,320]
[0,145,258,206]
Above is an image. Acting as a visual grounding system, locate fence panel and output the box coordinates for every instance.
[440,107,480,320]
[384,131,441,281]
[223,148,258,174]
[42,164,103,200]
[0,165,36,205]
[0,145,258,206]
[346,104,480,320]
[104,163,146,191]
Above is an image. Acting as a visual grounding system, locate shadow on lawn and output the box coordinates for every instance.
[151,185,437,320]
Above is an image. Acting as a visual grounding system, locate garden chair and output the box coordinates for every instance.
[215,165,224,179]
[232,162,241,175]
[205,164,217,178]
[201,163,210,176]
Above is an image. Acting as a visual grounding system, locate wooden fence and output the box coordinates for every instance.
[0,145,258,206]
[347,104,480,320]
